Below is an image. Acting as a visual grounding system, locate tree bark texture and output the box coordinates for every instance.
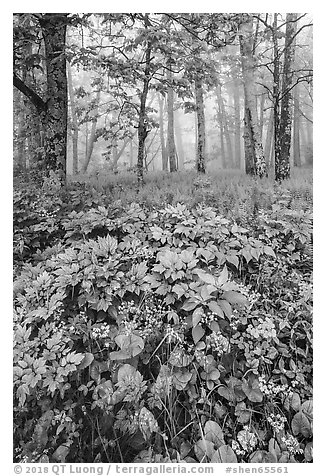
[275,13,298,181]
[39,13,68,184]
[239,15,267,178]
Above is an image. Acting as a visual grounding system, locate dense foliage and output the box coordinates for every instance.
[13,170,312,464]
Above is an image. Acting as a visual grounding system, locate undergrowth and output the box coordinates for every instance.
[13,169,313,464]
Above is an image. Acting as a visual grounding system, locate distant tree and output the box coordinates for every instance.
[216,83,234,169]
[232,74,242,169]
[158,94,168,171]
[174,109,185,170]
[81,85,101,174]
[166,61,177,172]
[264,109,274,169]
[67,62,79,174]
[292,84,301,167]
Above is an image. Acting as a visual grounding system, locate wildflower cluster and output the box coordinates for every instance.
[205,331,230,356]
[91,323,111,345]
[231,440,246,457]
[118,297,167,339]
[246,317,277,340]
[267,413,287,433]
[202,309,221,325]
[258,376,293,399]
[230,310,241,330]
[236,426,258,452]
[281,434,303,455]
[52,409,72,426]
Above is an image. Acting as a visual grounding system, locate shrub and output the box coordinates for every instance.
[13,172,313,463]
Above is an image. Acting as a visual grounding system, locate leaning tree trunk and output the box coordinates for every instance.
[195,76,206,173]
[275,13,298,181]
[39,13,68,184]
[167,63,177,172]
[239,15,267,178]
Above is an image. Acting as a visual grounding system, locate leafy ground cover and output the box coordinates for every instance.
[13,169,312,463]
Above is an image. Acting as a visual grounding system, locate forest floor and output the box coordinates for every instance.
[13,167,313,464]
[72,167,313,216]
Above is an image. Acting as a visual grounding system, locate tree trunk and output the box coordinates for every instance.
[174,109,184,170]
[293,85,301,167]
[137,14,152,186]
[264,108,274,170]
[275,13,298,181]
[233,78,241,169]
[216,84,234,168]
[81,88,101,173]
[195,76,206,173]
[129,139,134,168]
[158,94,168,171]
[112,137,118,173]
[67,62,79,174]
[243,105,255,175]
[272,14,281,182]
[167,64,177,172]
[39,13,68,184]
[259,92,265,137]
[215,89,227,169]
[239,15,267,178]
